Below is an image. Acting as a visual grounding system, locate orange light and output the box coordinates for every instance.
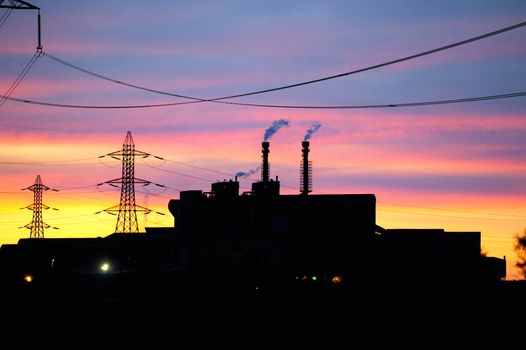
[331,275,343,284]
[24,274,33,283]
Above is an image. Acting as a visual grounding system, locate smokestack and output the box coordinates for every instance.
[300,141,312,195]
[261,141,270,183]
[252,141,280,196]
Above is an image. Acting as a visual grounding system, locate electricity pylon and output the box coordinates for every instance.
[0,1,43,52]
[20,174,58,238]
[97,131,164,234]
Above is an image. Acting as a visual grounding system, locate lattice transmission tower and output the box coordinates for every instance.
[20,175,58,238]
[97,131,164,234]
[0,1,43,53]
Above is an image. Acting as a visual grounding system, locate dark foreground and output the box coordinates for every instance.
[2,278,524,343]
[4,273,525,309]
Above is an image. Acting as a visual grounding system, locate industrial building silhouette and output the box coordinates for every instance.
[0,141,507,302]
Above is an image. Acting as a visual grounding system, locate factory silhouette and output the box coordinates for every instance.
[0,127,510,304]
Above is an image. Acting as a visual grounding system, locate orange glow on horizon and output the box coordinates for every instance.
[1,1,525,284]
[0,111,524,281]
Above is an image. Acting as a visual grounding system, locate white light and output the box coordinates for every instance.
[100,262,110,272]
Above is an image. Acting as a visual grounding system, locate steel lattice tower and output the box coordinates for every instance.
[20,175,58,238]
[0,1,42,51]
[98,131,160,234]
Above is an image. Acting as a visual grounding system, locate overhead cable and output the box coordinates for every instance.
[0,50,41,108]
[44,52,205,103]
[40,20,526,104]
[216,92,526,109]
[210,20,526,101]
[378,207,526,222]
[2,90,525,109]
[0,8,13,28]
[379,201,526,218]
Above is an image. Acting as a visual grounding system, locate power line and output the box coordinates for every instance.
[142,156,234,177]
[0,95,194,108]
[1,146,524,194]
[48,189,122,207]
[0,20,517,111]
[2,90,525,109]
[208,20,526,101]
[43,53,205,103]
[50,217,115,226]
[344,164,526,184]
[136,188,173,201]
[138,160,260,190]
[0,123,109,133]
[1,143,524,221]
[484,233,518,238]
[0,8,13,28]
[484,239,514,243]
[137,162,218,183]
[9,180,526,222]
[378,207,526,222]
[55,184,100,191]
[215,92,526,109]
[0,157,101,166]
[2,177,523,223]
[379,201,525,219]
[42,20,526,103]
[0,50,41,108]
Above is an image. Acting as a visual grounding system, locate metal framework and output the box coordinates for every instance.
[300,141,312,195]
[20,175,58,238]
[0,0,39,9]
[98,131,158,234]
[0,0,42,51]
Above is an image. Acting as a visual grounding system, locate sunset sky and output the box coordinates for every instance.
[1,1,525,279]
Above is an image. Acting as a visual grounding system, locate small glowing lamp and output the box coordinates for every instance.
[331,275,343,284]
[24,274,33,283]
[100,262,110,272]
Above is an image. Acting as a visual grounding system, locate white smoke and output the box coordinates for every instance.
[263,119,289,141]
[304,121,322,141]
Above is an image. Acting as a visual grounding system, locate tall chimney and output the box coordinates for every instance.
[261,141,270,183]
[300,141,312,195]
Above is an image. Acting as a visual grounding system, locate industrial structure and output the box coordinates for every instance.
[0,1,42,52]
[0,139,507,301]
[20,175,58,239]
[0,1,43,110]
[300,141,312,195]
[96,131,163,234]
[167,141,505,287]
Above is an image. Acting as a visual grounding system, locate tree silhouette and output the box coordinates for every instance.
[514,229,526,278]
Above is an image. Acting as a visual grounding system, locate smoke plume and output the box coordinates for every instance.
[235,166,260,178]
[303,121,322,141]
[263,119,289,141]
